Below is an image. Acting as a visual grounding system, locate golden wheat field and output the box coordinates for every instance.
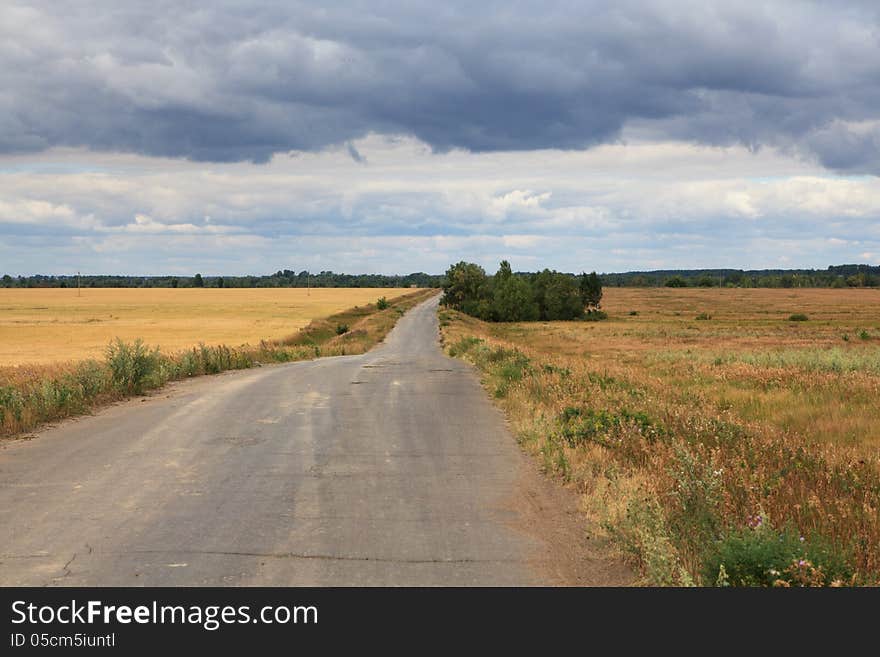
[0,287,419,365]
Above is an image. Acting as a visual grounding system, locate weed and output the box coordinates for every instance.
[106,338,162,394]
[703,523,854,587]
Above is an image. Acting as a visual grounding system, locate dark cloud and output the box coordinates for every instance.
[2,1,880,169]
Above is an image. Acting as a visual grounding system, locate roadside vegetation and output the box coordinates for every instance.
[439,286,880,586]
[0,289,435,438]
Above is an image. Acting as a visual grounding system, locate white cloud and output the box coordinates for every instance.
[0,135,878,274]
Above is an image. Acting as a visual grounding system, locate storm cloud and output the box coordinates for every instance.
[3,1,880,170]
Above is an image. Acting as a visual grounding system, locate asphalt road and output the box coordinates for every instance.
[0,294,555,586]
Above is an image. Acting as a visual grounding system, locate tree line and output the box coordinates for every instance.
[602,264,880,288]
[4,263,878,290]
[0,270,443,289]
[441,261,603,322]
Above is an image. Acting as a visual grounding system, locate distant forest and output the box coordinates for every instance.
[2,264,878,289]
[0,270,443,289]
[601,264,880,288]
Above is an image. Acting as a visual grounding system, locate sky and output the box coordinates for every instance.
[2,1,880,275]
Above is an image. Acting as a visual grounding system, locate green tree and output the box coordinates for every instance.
[665,276,688,288]
[441,261,489,316]
[533,270,584,320]
[579,271,603,310]
[1,274,12,287]
[493,271,538,322]
[193,273,204,288]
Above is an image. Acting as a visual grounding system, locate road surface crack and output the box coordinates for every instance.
[102,549,532,565]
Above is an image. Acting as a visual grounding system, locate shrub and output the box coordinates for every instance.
[336,323,349,335]
[105,339,162,394]
[858,329,870,340]
[447,336,483,357]
[558,406,660,448]
[629,310,639,316]
[695,312,711,320]
[788,313,809,322]
[704,524,854,587]
[607,493,689,586]
[584,310,608,321]
[376,297,389,310]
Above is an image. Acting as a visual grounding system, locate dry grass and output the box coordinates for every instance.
[439,287,880,586]
[0,287,419,366]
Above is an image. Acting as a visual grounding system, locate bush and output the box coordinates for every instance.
[788,313,809,322]
[704,523,854,587]
[559,406,660,447]
[105,338,162,394]
[447,336,483,357]
[584,310,608,321]
[376,297,389,310]
[858,329,870,340]
[607,494,689,586]
[336,323,349,335]
[695,312,711,320]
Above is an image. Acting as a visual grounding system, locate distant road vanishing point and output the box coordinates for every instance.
[0,294,626,586]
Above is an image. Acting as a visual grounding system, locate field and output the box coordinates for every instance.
[0,288,418,366]
[440,287,880,585]
[528,287,880,448]
[0,288,435,438]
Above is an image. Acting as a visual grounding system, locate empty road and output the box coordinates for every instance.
[0,294,631,586]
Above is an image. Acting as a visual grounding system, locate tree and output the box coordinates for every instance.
[533,270,584,320]
[1,274,12,287]
[665,276,688,288]
[493,270,538,322]
[193,273,204,287]
[579,271,603,310]
[441,261,489,316]
[217,277,225,288]
[171,277,179,288]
